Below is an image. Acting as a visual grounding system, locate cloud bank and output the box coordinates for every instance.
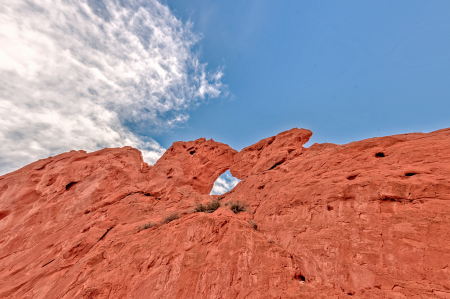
[0,0,225,174]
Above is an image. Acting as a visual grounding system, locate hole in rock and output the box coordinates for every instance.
[405,173,417,177]
[190,150,195,155]
[375,152,385,157]
[380,196,399,202]
[294,273,306,282]
[327,205,334,211]
[347,175,357,180]
[65,182,78,190]
[210,170,241,195]
[0,210,10,220]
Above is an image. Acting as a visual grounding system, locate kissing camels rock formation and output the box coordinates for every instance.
[1,128,450,298]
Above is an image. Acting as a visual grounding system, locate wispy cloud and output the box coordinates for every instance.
[211,170,240,195]
[0,0,225,174]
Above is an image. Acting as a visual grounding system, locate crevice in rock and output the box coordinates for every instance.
[269,158,287,170]
[375,152,385,158]
[119,191,154,201]
[381,197,398,202]
[42,259,55,267]
[405,173,417,177]
[380,196,413,203]
[97,226,114,243]
[65,182,78,190]
[347,175,357,180]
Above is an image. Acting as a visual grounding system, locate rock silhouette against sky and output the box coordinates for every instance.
[1,127,450,298]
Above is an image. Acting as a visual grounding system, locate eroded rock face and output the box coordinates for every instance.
[1,128,450,298]
[145,138,237,199]
[230,128,312,179]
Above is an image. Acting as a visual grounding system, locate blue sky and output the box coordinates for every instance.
[1,0,449,193]
[159,0,450,149]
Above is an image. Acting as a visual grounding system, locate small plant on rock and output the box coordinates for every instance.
[194,203,207,213]
[194,200,221,213]
[163,212,179,224]
[229,201,246,214]
[138,221,154,231]
[205,200,221,213]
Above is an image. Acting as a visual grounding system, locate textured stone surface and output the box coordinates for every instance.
[1,128,450,298]
[230,128,312,179]
[145,138,237,199]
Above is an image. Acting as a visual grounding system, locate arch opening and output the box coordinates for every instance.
[210,170,241,195]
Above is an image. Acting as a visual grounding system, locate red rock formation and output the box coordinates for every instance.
[145,138,237,199]
[230,128,312,179]
[1,128,450,298]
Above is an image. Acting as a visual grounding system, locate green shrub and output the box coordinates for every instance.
[205,200,221,213]
[138,221,154,231]
[194,203,207,212]
[229,201,246,213]
[194,200,221,213]
[163,213,179,224]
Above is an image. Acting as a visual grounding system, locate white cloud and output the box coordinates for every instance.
[0,0,225,174]
[211,170,240,195]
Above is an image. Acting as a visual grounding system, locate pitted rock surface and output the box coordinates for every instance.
[1,128,450,298]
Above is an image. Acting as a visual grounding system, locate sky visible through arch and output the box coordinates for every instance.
[1,0,450,194]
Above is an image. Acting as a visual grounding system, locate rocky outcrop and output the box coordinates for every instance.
[145,138,237,199]
[230,128,312,179]
[1,128,450,298]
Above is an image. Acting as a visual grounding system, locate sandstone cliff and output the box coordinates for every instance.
[1,128,450,298]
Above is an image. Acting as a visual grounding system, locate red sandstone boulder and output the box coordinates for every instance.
[1,128,450,298]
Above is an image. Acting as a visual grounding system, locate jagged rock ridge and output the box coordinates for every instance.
[1,128,450,298]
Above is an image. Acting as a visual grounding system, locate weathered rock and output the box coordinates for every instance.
[1,128,450,298]
[230,128,312,179]
[145,138,237,199]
